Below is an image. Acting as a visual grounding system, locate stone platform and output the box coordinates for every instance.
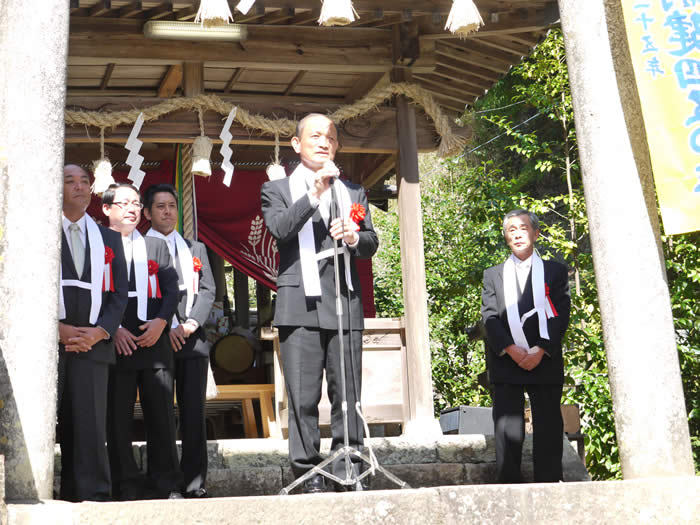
[7,477,700,525]
[52,434,589,497]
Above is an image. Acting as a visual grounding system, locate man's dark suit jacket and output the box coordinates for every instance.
[260,178,378,330]
[173,239,215,359]
[117,236,179,370]
[59,225,128,363]
[481,259,571,385]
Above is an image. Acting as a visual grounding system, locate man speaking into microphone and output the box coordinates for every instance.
[261,113,378,493]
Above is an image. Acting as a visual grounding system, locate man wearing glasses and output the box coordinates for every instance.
[101,183,182,500]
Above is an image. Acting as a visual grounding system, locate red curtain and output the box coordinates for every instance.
[86,161,376,317]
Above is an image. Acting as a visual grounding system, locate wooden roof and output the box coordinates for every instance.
[65,1,559,187]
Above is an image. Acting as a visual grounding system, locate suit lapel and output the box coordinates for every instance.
[61,231,79,279]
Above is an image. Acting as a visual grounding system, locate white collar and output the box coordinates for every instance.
[511,253,532,268]
[62,213,86,233]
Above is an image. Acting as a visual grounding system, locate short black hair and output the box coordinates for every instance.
[102,183,141,206]
[143,183,179,211]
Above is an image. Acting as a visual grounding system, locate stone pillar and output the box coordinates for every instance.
[558,0,694,477]
[391,67,441,437]
[0,0,70,499]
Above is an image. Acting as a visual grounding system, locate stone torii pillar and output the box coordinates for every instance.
[558,0,694,477]
[0,0,70,499]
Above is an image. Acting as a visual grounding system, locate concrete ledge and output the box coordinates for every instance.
[8,477,699,525]
[52,434,589,497]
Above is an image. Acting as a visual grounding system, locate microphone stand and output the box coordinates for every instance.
[280,177,409,495]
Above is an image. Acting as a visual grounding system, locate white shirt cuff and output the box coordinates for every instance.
[307,190,320,207]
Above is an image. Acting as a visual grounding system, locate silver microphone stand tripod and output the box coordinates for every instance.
[280,179,409,495]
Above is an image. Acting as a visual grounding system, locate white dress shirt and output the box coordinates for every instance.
[511,253,532,292]
[61,214,87,261]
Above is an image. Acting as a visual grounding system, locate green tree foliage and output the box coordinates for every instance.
[372,28,699,479]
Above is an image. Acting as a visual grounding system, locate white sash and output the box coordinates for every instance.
[58,215,105,325]
[146,229,195,317]
[288,164,353,297]
[131,230,150,322]
[503,251,555,353]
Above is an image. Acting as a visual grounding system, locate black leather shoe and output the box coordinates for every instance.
[167,491,184,499]
[184,488,209,499]
[302,475,325,494]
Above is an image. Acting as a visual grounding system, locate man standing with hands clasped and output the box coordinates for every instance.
[481,209,571,483]
[58,165,128,502]
[261,114,378,493]
[102,182,182,500]
[143,183,215,499]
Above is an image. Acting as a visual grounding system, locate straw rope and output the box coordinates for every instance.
[181,144,195,240]
[64,82,467,158]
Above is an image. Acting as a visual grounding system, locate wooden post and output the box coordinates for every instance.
[391,66,441,436]
[234,269,250,329]
[182,62,204,239]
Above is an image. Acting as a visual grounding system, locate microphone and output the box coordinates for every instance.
[323,160,340,184]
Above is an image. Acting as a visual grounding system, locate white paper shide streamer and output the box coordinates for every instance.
[318,0,358,26]
[445,0,484,37]
[236,0,256,15]
[219,107,237,186]
[125,113,146,189]
[195,0,234,27]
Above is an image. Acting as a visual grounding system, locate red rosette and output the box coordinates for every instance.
[104,246,115,264]
[193,256,203,273]
[148,260,159,276]
[350,202,366,224]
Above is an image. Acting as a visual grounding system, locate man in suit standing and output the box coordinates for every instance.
[261,114,378,493]
[481,209,571,483]
[143,183,216,499]
[102,183,182,500]
[58,165,128,502]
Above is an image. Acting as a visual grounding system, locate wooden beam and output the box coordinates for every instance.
[430,66,490,92]
[361,154,397,188]
[439,39,521,66]
[183,61,204,97]
[63,99,443,153]
[68,23,437,73]
[100,62,115,90]
[474,36,531,56]
[157,64,183,98]
[175,5,197,21]
[413,74,476,103]
[436,43,511,74]
[344,72,387,102]
[435,53,503,82]
[89,0,111,17]
[261,7,295,25]
[283,70,306,96]
[118,1,142,18]
[224,68,245,93]
[289,9,319,25]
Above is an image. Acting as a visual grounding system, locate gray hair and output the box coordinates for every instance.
[294,113,335,138]
[502,209,540,235]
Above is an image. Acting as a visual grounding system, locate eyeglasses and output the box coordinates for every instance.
[112,201,144,210]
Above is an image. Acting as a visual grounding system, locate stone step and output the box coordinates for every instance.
[53,435,589,498]
[7,477,700,525]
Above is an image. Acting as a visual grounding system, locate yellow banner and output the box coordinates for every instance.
[621,0,700,235]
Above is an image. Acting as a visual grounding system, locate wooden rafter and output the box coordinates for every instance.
[224,68,245,93]
[361,154,397,189]
[100,62,116,90]
[440,39,521,66]
[436,46,510,76]
[118,1,142,18]
[140,1,173,21]
[430,66,491,92]
[89,0,111,17]
[157,64,183,98]
[289,9,320,26]
[344,72,387,102]
[261,8,295,25]
[413,74,477,102]
[175,6,197,21]
[475,36,532,56]
[283,71,306,96]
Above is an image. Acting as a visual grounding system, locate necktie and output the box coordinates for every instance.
[69,223,85,277]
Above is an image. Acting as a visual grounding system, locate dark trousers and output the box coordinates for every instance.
[492,383,564,483]
[57,354,111,502]
[279,326,363,478]
[175,356,209,493]
[107,366,181,498]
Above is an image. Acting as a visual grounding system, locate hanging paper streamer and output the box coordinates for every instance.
[318,0,358,26]
[195,0,234,27]
[92,128,115,195]
[219,106,238,186]
[445,0,484,38]
[125,113,146,188]
[192,109,213,177]
[266,134,286,181]
[236,0,256,15]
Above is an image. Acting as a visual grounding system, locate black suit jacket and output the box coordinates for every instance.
[261,178,378,331]
[59,223,129,364]
[481,258,571,385]
[117,236,179,370]
[173,239,216,359]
